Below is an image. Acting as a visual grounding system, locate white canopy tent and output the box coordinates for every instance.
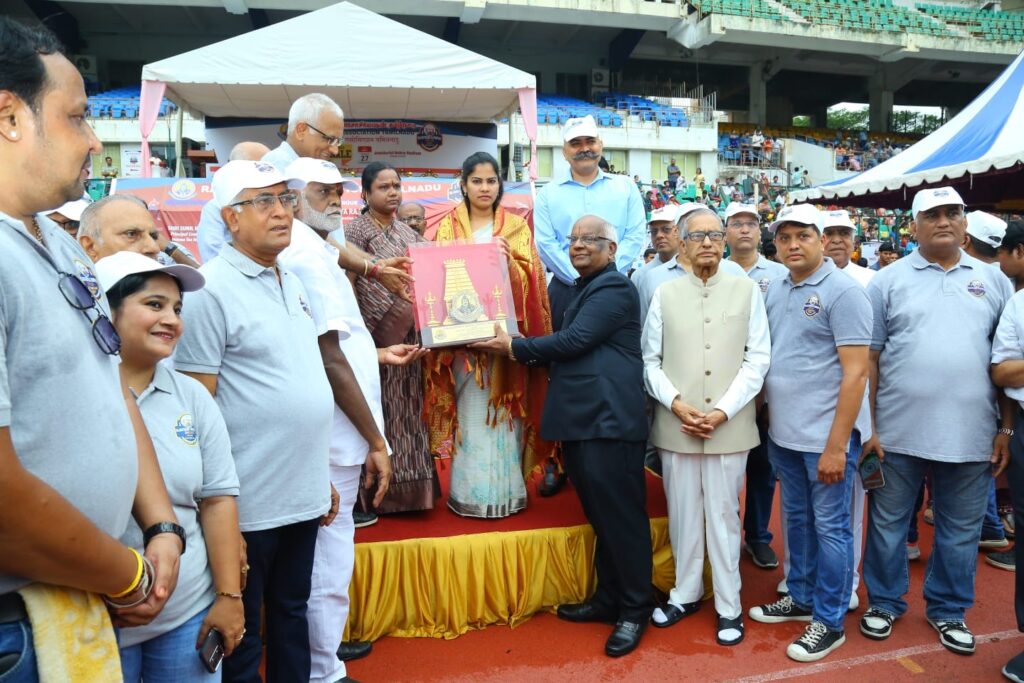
[137,1,538,176]
[793,49,1024,211]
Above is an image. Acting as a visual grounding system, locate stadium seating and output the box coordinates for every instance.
[86,86,177,119]
[690,0,784,21]
[777,0,957,36]
[916,3,1024,42]
[537,93,690,128]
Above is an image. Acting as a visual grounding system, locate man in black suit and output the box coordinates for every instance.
[471,214,653,657]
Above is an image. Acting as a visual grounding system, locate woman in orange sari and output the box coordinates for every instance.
[425,152,554,518]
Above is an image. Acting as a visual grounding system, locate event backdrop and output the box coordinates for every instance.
[112,176,534,262]
[203,118,498,176]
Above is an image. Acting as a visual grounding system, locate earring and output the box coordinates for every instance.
[9,132,17,139]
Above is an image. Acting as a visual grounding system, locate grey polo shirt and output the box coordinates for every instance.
[261,141,299,173]
[174,243,333,531]
[0,213,137,595]
[638,256,746,322]
[119,364,239,647]
[869,249,1011,462]
[764,258,873,453]
[992,290,1024,411]
[734,254,789,297]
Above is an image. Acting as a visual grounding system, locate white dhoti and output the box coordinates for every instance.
[661,449,749,619]
[308,464,362,683]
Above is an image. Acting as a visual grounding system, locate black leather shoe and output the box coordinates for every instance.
[337,677,362,683]
[539,463,566,497]
[556,602,618,624]
[605,620,646,657]
[336,640,372,662]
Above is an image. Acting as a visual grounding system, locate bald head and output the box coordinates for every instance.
[574,214,617,242]
[569,214,617,277]
[229,141,271,162]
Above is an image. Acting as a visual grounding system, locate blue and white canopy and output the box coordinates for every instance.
[795,49,1024,210]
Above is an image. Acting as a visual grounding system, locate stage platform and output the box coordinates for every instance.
[346,465,709,641]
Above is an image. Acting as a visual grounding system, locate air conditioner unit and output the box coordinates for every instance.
[73,55,98,80]
[591,67,610,87]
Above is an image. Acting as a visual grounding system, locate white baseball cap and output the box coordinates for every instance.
[768,204,823,234]
[212,160,297,208]
[562,115,600,142]
[648,205,677,225]
[95,250,205,294]
[48,198,91,222]
[675,202,706,223]
[724,203,759,222]
[911,186,964,217]
[966,210,1007,248]
[820,209,856,232]
[284,158,343,189]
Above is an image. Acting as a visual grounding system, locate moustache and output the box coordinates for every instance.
[572,151,599,161]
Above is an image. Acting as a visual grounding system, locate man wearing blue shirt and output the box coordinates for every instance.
[534,115,646,331]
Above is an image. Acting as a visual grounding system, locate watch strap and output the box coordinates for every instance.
[143,521,186,555]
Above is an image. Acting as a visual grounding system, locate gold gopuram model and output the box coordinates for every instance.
[422,257,512,346]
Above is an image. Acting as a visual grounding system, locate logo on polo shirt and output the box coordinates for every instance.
[74,259,101,299]
[758,277,771,293]
[298,293,313,319]
[967,280,987,298]
[803,295,821,317]
[174,413,198,446]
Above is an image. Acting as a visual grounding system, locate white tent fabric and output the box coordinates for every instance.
[794,49,1024,204]
[140,1,535,121]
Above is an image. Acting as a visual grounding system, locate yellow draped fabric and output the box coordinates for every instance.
[18,584,123,682]
[345,517,712,641]
[424,205,554,478]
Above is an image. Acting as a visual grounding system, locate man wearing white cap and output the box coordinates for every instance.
[725,202,788,572]
[861,186,1013,656]
[46,196,89,238]
[535,114,646,331]
[631,205,678,290]
[174,159,335,681]
[748,204,872,663]
[637,204,747,322]
[822,210,874,288]
[280,157,417,681]
[964,210,1008,263]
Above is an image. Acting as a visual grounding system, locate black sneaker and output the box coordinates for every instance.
[1003,650,1024,682]
[353,511,378,528]
[748,595,812,624]
[744,542,779,569]
[987,549,1017,572]
[859,607,895,640]
[786,621,845,662]
[927,618,975,655]
[981,529,1010,549]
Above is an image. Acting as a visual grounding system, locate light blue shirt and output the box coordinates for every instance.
[261,140,299,173]
[637,255,747,322]
[869,249,1011,462]
[734,254,789,297]
[993,289,1024,411]
[197,200,230,263]
[534,169,646,284]
[764,258,874,452]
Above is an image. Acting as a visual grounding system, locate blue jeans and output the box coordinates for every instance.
[768,435,858,632]
[120,606,218,682]
[743,418,775,546]
[983,477,1005,540]
[0,620,37,683]
[864,451,990,621]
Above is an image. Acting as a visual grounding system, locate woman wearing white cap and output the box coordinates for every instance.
[95,251,244,681]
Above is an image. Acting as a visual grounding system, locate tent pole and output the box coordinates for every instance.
[507,115,514,182]
[174,108,185,177]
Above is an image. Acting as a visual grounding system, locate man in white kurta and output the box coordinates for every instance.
[642,208,771,646]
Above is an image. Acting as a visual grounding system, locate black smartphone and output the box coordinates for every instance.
[859,450,885,490]
[199,629,225,673]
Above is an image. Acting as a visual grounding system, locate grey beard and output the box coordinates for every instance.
[299,195,342,233]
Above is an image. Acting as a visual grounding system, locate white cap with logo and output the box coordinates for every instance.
[676,202,706,223]
[648,205,678,224]
[284,158,343,189]
[724,203,759,222]
[212,160,298,208]
[911,186,964,217]
[820,209,856,231]
[95,250,206,294]
[562,115,600,142]
[966,210,1007,248]
[768,204,823,234]
[48,197,91,222]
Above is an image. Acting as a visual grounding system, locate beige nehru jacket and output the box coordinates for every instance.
[644,270,769,455]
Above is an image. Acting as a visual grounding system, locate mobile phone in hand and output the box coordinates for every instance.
[859,450,885,490]
[199,629,225,673]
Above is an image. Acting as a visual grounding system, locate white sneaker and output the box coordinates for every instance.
[777,577,788,595]
[848,592,859,612]
[927,618,975,655]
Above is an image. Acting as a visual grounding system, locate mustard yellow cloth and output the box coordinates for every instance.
[17,584,122,682]
[345,517,712,641]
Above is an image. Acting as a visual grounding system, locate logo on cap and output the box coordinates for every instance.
[967,280,986,298]
[255,162,276,173]
[74,259,101,300]
[175,413,198,446]
[934,189,950,197]
[803,295,821,317]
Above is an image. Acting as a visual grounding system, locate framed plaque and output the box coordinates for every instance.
[408,241,520,348]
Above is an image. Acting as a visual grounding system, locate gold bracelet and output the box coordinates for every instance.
[507,339,516,361]
[363,260,370,276]
[108,548,144,599]
[216,591,243,599]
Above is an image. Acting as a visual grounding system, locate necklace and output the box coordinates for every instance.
[27,217,44,243]
[369,211,392,231]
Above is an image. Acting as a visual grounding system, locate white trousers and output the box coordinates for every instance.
[661,449,748,620]
[308,464,361,683]
[779,472,865,593]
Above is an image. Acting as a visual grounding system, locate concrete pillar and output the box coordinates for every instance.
[868,73,893,133]
[748,63,768,127]
[766,96,795,127]
[810,105,829,128]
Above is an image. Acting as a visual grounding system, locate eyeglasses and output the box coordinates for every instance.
[727,220,759,230]
[304,123,343,147]
[567,235,612,246]
[686,231,725,243]
[649,225,677,236]
[58,273,121,355]
[230,192,299,212]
